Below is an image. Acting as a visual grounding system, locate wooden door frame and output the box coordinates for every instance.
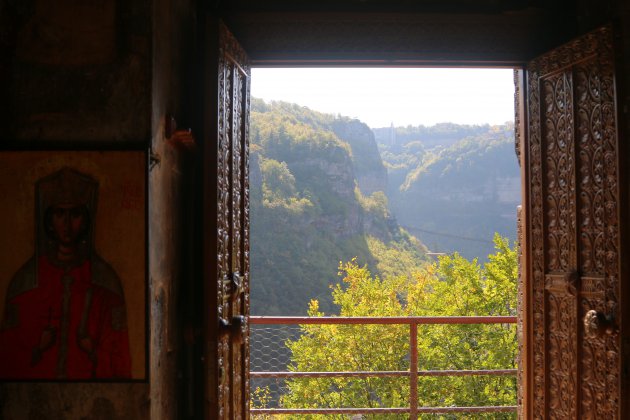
[200,13,627,419]
[514,67,532,419]
[198,16,252,420]
[244,58,531,415]
[205,43,529,420]
[518,25,627,419]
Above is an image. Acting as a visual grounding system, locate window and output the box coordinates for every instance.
[248,67,520,417]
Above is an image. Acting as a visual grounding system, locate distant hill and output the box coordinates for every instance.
[250,99,427,315]
[249,99,519,315]
[373,123,492,149]
[375,123,519,260]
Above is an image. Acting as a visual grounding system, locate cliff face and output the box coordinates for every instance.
[249,99,426,315]
[332,119,387,195]
[379,123,519,260]
[288,151,362,238]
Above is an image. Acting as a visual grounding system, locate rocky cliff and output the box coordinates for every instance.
[332,118,387,195]
[249,99,426,315]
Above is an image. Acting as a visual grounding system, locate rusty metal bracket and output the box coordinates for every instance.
[165,115,196,152]
[149,149,161,171]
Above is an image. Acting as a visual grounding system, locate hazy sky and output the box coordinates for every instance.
[251,68,515,128]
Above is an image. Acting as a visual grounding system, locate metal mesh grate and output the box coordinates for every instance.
[250,324,302,408]
[249,317,517,418]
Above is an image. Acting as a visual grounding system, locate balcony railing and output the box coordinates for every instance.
[250,316,517,419]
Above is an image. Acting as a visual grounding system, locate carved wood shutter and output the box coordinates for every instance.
[204,20,251,420]
[522,25,624,419]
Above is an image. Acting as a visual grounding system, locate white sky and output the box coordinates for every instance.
[251,68,515,128]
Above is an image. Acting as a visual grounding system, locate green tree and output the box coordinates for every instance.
[278,235,517,419]
[261,158,298,200]
[410,235,518,417]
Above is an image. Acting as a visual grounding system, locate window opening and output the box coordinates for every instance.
[248,67,519,418]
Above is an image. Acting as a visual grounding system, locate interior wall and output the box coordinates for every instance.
[0,0,150,143]
[0,0,151,418]
[224,9,566,65]
[612,0,630,416]
[150,0,197,418]
[1,0,629,419]
[613,0,630,144]
[0,0,196,418]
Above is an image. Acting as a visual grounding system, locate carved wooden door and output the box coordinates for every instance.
[204,20,251,420]
[522,25,625,419]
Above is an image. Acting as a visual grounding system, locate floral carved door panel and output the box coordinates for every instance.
[524,25,624,419]
[205,21,251,420]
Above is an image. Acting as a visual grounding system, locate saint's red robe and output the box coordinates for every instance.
[0,255,131,379]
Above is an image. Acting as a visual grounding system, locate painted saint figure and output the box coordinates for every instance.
[0,168,131,379]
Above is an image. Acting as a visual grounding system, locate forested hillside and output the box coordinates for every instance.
[373,123,492,150]
[250,99,427,315]
[250,98,519,315]
[375,123,519,259]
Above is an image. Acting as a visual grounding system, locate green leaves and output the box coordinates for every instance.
[278,237,518,419]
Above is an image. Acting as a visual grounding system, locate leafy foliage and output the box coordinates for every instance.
[277,235,517,419]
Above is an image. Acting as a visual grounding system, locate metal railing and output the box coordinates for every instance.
[250,316,517,419]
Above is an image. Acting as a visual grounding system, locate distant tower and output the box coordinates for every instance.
[388,122,396,146]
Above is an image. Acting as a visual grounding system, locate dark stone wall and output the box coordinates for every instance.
[1,0,151,143]
[149,0,197,415]
[614,0,630,152]
[1,0,629,418]
[612,1,630,417]
[225,10,558,65]
[0,384,149,419]
[0,0,197,418]
[0,0,152,418]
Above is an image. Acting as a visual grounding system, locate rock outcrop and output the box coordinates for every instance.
[332,119,387,195]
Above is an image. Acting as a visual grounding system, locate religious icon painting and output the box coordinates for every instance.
[0,150,147,381]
